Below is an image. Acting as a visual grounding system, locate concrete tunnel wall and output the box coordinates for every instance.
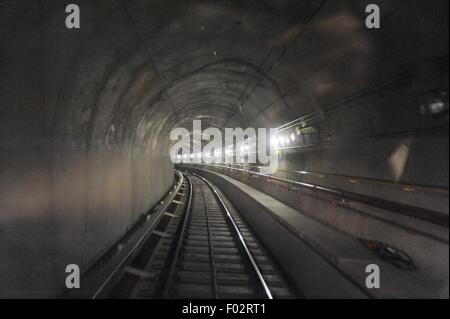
[0,1,177,297]
[0,0,448,297]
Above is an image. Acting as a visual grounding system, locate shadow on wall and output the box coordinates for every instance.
[0,146,173,297]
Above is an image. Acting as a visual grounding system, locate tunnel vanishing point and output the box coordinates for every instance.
[0,0,448,298]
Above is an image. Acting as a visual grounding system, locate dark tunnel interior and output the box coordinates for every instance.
[0,0,448,298]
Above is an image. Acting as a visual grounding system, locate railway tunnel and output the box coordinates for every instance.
[0,0,448,298]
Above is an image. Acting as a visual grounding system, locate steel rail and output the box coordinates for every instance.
[190,172,274,299]
[191,165,449,227]
[91,170,185,299]
[161,173,194,298]
[201,186,219,299]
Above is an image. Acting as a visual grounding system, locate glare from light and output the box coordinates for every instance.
[285,137,290,145]
[290,133,296,142]
[270,136,279,147]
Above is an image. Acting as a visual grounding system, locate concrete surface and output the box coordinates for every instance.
[190,167,448,298]
[193,163,449,285]
[0,0,448,297]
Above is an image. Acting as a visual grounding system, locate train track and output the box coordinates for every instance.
[102,171,294,299]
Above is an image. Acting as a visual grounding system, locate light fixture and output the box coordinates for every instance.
[290,133,296,142]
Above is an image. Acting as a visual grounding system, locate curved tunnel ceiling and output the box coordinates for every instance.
[0,0,448,297]
[46,0,448,157]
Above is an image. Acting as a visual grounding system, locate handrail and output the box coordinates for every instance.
[191,172,274,299]
[91,170,185,299]
[190,164,449,228]
[223,163,448,194]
